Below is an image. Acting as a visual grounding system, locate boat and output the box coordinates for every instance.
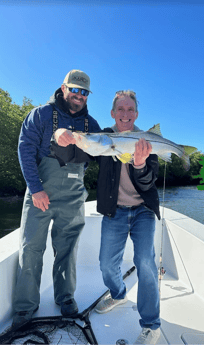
[0,200,204,344]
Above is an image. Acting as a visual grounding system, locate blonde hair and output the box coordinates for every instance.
[112,90,138,112]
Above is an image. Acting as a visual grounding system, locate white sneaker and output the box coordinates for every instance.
[134,328,160,344]
[95,294,128,314]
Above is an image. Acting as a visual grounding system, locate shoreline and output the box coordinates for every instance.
[0,195,24,203]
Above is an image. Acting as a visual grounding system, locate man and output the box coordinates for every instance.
[53,90,161,344]
[13,69,101,329]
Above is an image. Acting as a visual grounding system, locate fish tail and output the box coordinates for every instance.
[180,145,197,171]
[181,149,190,171]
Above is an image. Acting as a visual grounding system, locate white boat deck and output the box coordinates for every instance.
[1,201,204,344]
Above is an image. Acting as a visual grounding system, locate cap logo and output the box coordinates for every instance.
[72,76,88,84]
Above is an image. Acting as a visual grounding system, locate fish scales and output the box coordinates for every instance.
[73,124,197,171]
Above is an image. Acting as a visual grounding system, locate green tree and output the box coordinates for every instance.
[0,89,35,195]
[84,161,99,191]
[193,155,204,190]
[157,151,204,186]
[0,87,203,195]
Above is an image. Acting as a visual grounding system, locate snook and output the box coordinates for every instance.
[73,124,197,171]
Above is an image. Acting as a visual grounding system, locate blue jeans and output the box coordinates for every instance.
[99,205,161,330]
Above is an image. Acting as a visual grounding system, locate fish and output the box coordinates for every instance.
[72,124,197,171]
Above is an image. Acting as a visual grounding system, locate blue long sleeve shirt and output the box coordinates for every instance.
[18,89,101,194]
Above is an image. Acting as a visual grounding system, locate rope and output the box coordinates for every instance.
[159,162,167,296]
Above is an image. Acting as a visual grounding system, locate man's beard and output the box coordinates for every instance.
[65,95,86,113]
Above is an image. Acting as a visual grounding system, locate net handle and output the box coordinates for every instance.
[28,266,136,323]
[0,266,136,345]
[78,266,136,320]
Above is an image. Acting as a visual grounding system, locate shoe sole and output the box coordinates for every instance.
[134,341,159,345]
[134,330,160,344]
[61,309,79,318]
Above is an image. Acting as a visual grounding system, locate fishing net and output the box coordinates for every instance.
[0,266,136,345]
[0,316,93,344]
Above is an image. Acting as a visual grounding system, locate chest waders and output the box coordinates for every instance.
[14,110,88,312]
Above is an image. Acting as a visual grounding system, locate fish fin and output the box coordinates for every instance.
[117,153,132,164]
[148,124,163,137]
[158,152,172,163]
[179,145,197,171]
[182,145,197,155]
[158,146,197,171]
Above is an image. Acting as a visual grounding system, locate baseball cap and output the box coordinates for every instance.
[63,69,92,93]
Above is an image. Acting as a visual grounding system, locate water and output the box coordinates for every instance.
[157,185,204,225]
[0,186,203,239]
[0,197,23,239]
[0,192,96,239]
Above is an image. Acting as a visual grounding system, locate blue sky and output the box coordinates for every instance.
[0,0,204,153]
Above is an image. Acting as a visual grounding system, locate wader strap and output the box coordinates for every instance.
[52,107,89,133]
[53,108,58,134]
[84,118,89,133]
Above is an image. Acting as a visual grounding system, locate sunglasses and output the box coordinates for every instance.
[115,90,136,95]
[68,87,89,97]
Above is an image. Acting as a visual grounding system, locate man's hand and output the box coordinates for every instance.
[134,138,152,167]
[32,191,50,212]
[54,128,76,147]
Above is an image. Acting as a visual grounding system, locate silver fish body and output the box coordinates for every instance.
[73,124,197,171]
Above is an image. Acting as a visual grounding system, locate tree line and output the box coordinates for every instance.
[0,88,203,196]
